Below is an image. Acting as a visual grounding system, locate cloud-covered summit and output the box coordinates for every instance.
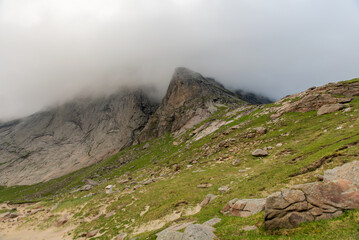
[1,0,359,120]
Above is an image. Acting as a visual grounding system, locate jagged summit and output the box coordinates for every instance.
[138,67,244,142]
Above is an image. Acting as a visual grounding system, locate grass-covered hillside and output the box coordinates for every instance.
[0,79,359,240]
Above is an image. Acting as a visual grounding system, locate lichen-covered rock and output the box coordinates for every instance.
[264,161,359,230]
[221,198,265,217]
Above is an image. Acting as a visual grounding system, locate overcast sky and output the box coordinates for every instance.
[1,0,359,120]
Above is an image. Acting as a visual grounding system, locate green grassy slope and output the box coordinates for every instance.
[1,80,359,240]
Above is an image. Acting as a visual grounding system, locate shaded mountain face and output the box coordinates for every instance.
[0,67,245,186]
[0,90,158,186]
[234,89,273,105]
[138,67,244,142]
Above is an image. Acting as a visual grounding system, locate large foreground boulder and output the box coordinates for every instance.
[264,161,359,229]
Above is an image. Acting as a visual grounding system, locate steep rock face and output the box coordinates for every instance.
[138,67,243,142]
[0,90,157,186]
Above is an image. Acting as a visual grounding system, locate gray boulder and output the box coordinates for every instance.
[251,149,268,157]
[182,224,217,240]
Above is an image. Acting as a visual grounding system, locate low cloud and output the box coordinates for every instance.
[1,0,359,120]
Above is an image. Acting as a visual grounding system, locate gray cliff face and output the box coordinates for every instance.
[138,67,244,142]
[0,67,245,186]
[0,90,158,186]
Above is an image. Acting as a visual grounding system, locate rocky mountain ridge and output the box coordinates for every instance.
[0,67,244,186]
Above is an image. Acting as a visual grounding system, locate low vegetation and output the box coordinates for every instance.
[1,80,358,239]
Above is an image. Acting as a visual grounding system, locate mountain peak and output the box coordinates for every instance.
[138,68,244,142]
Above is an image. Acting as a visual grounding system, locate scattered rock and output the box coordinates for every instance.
[218,186,230,193]
[251,149,268,157]
[255,127,267,135]
[197,183,212,188]
[142,179,156,185]
[221,198,266,217]
[105,211,115,218]
[264,161,359,230]
[116,233,127,240]
[232,159,241,166]
[140,206,150,216]
[143,143,150,150]
[0,211,10,219]
[85,179,99,186]
[79,184,93,191]
[203,218,221,226]
[56,217,68,227]
[317,103,344,115]
[87,229,100,238]
[200,194,217,207]
[105,185,113,194]
[276,143,283,147]
[241,225,258,231]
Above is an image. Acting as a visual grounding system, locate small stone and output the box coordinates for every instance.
[218,186,230,193]
[203,218,221,226]
[79,184,93,191]
[241,225,258,231]
[105,185,113,194]
[56,218,68,227]
[105,211,115,218]
[86,229,100,238]
[116,233,127,240]
[232,159,241,166]
[276,143,283,147]
[197,183,212,188]
[255,127,267,135]
[200,194,217,207]
[85,179,99,186]
[251,149,268,157]
[142,143,150,149]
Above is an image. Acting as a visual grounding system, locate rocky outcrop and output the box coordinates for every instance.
[0,90,158,186]
[138,67,243,142]
[264,161,359,230]
[271,80,359,118]
[221,198,266,217]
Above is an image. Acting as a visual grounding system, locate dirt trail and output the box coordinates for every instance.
[0,226,73,240]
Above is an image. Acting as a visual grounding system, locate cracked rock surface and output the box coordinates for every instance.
[264,161,359,229]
